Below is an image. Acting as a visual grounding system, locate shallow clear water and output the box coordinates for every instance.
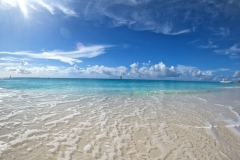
[0,78,240,159]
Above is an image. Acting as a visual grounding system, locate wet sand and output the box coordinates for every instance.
[0,87,240,159]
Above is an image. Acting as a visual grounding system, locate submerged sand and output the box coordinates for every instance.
[0,87,240,159]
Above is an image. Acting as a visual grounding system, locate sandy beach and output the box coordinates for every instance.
[0,87,240,160]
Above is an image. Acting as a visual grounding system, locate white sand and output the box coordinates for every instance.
[0,88,240,159]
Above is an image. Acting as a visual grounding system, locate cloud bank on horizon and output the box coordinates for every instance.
[2,59,239,81]
[0,0,240,80]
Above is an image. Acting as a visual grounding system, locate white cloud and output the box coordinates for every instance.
[167,29,192,36]
[1,58,77,76]
[129,62,180,77]
[142,60,151,66]
[0,44,112,65]
[5,66,31,74]
[74,62,179,78]
[28,66,74,75]
[0,57,31,70]
[0,57,30,63]
[75,65,128,76]
[177,65,217,80]
[74,62,225,80]
[233,71,240,78]
[5,66,18,72]
[1,59,235,81]
[149,62,180,77]
[4,60,31,74]
[0,51,81,65]
[20,60,28,66]
[229,44,240,54]
[130,63,139,75]
[0,62,19,66]
[17,68,31,74]
[177,65,196,74]
[3,63,76,77]
[189,69,212,77]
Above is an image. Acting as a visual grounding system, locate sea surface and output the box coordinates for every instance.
[0,78,240,159]
[0,78,235,94]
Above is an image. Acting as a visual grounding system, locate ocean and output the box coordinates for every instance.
[0,78,240,159]
[0,78,234,94]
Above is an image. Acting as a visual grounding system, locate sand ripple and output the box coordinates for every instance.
[0,88,240,160]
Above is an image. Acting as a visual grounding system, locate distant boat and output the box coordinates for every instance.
[220,79,231,83]
[120,75,122,79]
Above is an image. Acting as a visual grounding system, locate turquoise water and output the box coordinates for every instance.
[0,78,237,95]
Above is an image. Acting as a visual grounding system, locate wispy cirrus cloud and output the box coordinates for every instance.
[2,0,240,37]
[215,43,240,58]
[0,0,78,17]
[0,44,112,65]
[197,41,218,49]
[215,27,230,37]
[84,0,193,35]
[55,4,77,17]
[188,40,218,49]
[83,0,240,35]
[217,68,230,72]
[37,0,55,15]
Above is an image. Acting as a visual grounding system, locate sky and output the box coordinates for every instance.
[0,0,240,81]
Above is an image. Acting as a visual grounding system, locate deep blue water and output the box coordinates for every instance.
[0,78,237,95]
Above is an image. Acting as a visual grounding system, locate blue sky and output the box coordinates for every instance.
[0,0,240,81]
